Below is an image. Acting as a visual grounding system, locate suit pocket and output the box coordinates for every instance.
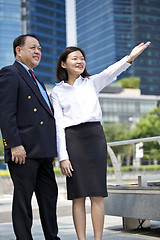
[18,124,33,132]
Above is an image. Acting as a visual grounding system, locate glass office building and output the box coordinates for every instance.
[76,0,160,95]
[76,0,132,78]
[23,0,66,84]
[0,0,66,85]
[0,0,21,69]
[132,0,160,95]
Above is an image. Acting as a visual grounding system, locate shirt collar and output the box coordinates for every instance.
[56,75,83,87]
[16,60,30,72]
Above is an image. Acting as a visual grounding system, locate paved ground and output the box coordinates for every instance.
[1,194,160,240]
[1,175,160,239]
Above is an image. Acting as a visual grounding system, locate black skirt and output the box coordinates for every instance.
[65,122,108,200]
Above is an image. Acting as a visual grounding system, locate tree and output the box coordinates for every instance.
[0,137,4,156]
[112,77,140,89]
[129,106,160,162]
[103,123,133,166]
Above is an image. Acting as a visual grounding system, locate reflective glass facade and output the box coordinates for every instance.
[0,0,66,85]
[0,0,21,68]
[76,0,132,78]
[24,0,66,84]
[76,0,160,95]
[132,0,160,95]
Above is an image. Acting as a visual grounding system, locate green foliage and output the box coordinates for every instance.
[130,106,160,138]
[0,170,10,177]
[0,137,4,156]
[139,165,160,171]
[108,165,160,172]
[103,122,129,143]
[129,106,160,160]
[54,167,61,175]
[103,123,133,165]
[113,77,140,89]
[107,167,114,173]
[121,166,134,172]
[103,105,160,166]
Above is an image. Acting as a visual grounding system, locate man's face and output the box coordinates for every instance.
[16,36,41,69]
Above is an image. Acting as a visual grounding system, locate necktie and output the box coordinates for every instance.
[29,69,41,90]
[29,69,53,114]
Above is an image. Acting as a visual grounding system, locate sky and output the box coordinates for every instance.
[65,0,77,46]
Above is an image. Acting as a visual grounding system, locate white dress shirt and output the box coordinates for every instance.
[50,56,131,161]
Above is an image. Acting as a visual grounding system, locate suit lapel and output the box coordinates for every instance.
[13,61,53,117]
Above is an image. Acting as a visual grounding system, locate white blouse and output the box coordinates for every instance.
[50,56,131,161]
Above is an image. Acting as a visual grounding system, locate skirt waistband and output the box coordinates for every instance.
[65,121,101,130]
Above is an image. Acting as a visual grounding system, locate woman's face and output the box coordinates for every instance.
[61,50,86,78]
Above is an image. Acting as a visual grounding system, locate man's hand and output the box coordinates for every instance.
[11,145,26,164]
[60,159,74,178]
[127,41,151,63]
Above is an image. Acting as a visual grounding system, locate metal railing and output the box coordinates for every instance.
[1,136,160,184]
[107,136,160,184]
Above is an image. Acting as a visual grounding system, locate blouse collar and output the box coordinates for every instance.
[56,75,83,87]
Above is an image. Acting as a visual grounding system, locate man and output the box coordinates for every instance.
[0,34,60,240]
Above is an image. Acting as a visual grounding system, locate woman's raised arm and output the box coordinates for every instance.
[127,41,151,63]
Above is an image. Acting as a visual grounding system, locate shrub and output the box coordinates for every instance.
[0,136,4,156]
[0,170,10,177]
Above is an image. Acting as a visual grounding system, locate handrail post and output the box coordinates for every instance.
[107,145,122,184]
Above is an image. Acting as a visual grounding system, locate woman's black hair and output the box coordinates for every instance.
[56,46,90,81]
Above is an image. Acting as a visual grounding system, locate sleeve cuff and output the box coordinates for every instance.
[58,150,69,162]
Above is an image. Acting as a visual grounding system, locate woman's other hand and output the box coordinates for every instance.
[60,159,74,177]
[127,41,151,63]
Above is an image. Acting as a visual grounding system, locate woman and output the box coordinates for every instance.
[50,42,150,240]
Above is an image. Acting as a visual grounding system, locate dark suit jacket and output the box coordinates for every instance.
[0,61,57,162]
